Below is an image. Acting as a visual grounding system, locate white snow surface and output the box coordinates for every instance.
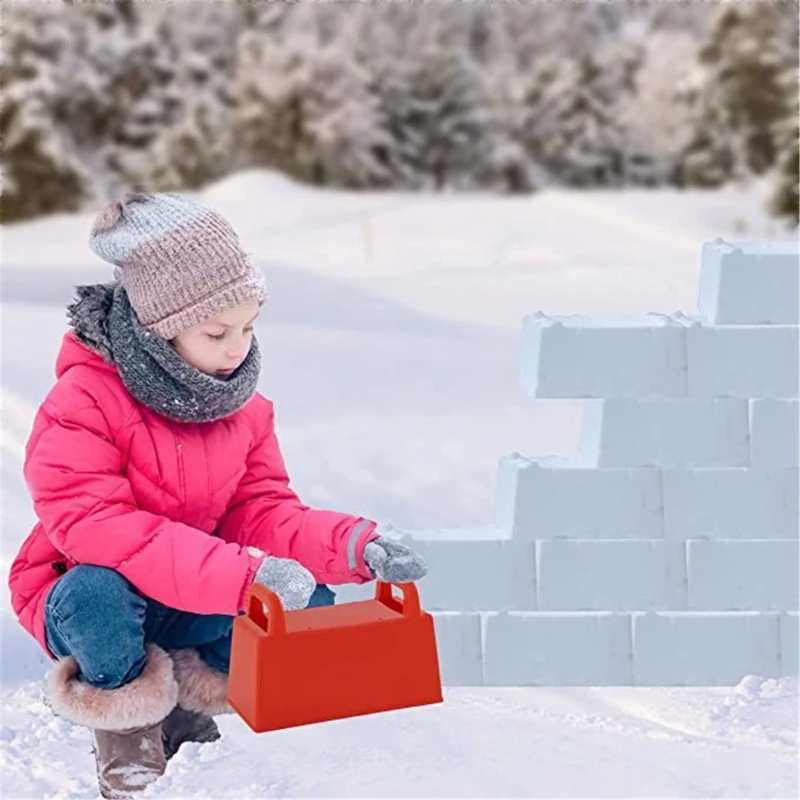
[1,172,797,797]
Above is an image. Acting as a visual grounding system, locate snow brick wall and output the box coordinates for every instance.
[336,238,799,687]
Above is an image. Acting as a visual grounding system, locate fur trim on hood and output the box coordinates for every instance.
[66,282,116,362]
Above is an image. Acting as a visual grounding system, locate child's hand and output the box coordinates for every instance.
[363,537,428,583]
[252,556,317,610]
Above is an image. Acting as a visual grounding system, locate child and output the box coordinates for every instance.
[7,192,427,799]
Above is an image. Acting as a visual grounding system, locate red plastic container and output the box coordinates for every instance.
[227,580,444,732]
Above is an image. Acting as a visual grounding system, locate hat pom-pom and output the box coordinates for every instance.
[91,192,150,234]
[92,201,124,234]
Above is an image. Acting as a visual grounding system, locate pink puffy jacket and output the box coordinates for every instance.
[9,332,380,659]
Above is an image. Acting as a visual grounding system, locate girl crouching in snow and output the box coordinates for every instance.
[8,192,427,799]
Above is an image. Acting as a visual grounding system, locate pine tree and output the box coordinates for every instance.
[51,0,179,197]
[477,63,538,194]
[98,13,182,191]
[521,48,640,188]
[677,0,798,187]
[619,28,703,187]
[117,1,241,190]
[8,0,782,219]
[770,119,799,226]
[1,1,91,221]
[383,46,494,190]
[235,33,391,188]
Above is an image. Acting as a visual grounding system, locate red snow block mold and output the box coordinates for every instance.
[227,580,444,732]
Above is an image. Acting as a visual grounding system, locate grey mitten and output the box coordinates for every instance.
[363,537,427,582]
[253,556,317,610]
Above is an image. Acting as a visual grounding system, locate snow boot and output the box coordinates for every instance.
[163,648,233,759]
[161,705,221,760]
[90,723,167,799]
[43,643,178,799]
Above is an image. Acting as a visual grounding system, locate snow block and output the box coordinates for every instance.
[663,468,799,539]
[408,538,536,611]
[494,454,663,539]
[697,239,799,325]
[580,398,750,467]
[687,322,799,398]
[482,612,633,685]
[536,540,687,611]
[632,611,782,685]
[325,582,375,605]
[430,612,483,686]
[780,612,798,677]
[686,540,799,611]
[519,312,688,398]
[750,399,800,469]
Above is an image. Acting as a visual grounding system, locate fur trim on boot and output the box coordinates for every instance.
[44,644,178,731]
[169,649,233,716]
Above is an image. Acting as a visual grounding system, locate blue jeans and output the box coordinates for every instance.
[44,565,336,690]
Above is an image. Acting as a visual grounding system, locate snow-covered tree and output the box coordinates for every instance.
[1,1,92,221]
[677,0,799,187]
[10,0,788,221]
[475,64,539,194]
[521,45,645,188]
[617,28,703,187]
[377,46,495,190]
[3,0,248,220]
[95,17,182,190]
[37,0,181,198]
[110,1,240,190]
[769,119,799,226]
[235,34,392,188]
[279,2,505,192]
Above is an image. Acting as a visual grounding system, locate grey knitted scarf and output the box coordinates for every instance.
[66,283,261,423]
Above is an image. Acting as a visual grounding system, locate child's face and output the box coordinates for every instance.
[171,300,261,379]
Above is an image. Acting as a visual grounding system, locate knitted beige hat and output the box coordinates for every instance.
[88,192,268,339]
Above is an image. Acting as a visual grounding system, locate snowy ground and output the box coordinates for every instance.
[1,173,797,798]
[1,675,797,799]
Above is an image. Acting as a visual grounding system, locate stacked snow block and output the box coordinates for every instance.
[334,239,800,686]
[492,238,799,686]
[334,239,798,687]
